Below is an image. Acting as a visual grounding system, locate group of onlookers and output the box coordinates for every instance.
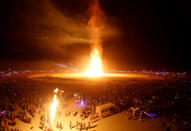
[0,73,191,130]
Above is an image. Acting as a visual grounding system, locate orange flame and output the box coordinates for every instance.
[86,0,105,76]
[87,49,103,76]
[50,88,58,125]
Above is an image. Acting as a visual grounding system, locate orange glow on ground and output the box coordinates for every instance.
[31,72,149,79]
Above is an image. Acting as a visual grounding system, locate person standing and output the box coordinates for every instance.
[83,122,86,129]
[162,120,166,128]
[139,111,142,121]
[86,124,89,131]
[60,122,63,129]
[88,122,90,128]
[5,120,8,127]
[56,122,59,129]
[70,121,72,129]
[167,127,170,131]
[90,116,92,123]
[133,111,135,118]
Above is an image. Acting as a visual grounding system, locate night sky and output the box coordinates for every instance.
[0,0,187,71]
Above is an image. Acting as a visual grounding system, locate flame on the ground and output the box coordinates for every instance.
[87,49,103,76]
[50,88,58,125]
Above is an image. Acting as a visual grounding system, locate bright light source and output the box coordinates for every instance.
[86,49,103,77]
[50,88,59,125]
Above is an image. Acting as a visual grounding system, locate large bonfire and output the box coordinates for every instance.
[86,0,105,77]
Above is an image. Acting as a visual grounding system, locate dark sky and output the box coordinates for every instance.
[0,0,188,71]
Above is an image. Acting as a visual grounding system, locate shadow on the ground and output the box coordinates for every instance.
[89,124,98,129]
[92,118,101,123]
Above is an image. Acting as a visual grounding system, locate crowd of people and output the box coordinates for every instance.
[74,75,191,130]
[0,72,191,131]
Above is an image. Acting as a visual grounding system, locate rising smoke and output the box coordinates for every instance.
[1,0,121,70]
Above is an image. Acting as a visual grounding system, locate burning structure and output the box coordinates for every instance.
[86,0,105,77]
[30,0,136,79]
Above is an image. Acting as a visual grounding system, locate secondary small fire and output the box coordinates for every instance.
[50,88,59,125]
[86,0,105,77]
